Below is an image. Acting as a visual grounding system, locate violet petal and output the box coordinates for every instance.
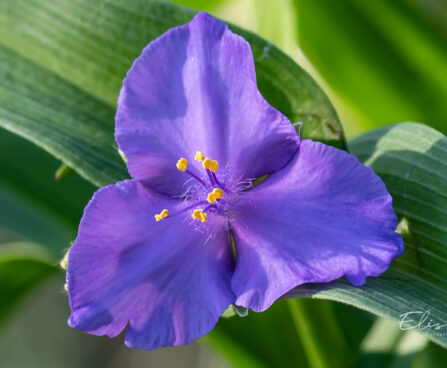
[67,180,235,349]
[115,12,298,196]
[231,139,403,312]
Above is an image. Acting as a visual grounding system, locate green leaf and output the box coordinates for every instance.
[0,129,93,328]
[288,122,447,347]
[0,242,57,324]
[286,299,355,368]
[170,0,225,12]
[0,128,95,256]
[293,0,447,135]
[0,44,128,188]
[0,0,345,189]
[0,182,71,255]
[208,299,310,368]
[207,298,373,368]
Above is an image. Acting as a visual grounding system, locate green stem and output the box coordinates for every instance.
[286,298,354,368]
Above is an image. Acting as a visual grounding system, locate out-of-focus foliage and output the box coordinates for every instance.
[170,0,224,11]
[355,316,447,368]
[0,129,95,255]
[0,242,56,325]
[0,127,94,325]
[209,299,374,368]
[293,0,447,135]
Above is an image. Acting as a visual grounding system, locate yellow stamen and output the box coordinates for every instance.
[154,209,169,222]
[210,160,218,172]
[202,158,212,170]
[207,187,224,203]
[194,151,205,161]
[192,209,208,223]
[202,158,219,172]
[207,192,216,203]
[213,187,223,198]
[176,158,188,172]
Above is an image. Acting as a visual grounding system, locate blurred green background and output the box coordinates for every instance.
[1,0,447,367]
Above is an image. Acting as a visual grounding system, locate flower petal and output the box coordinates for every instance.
[67,180,234,350]
[231,140,403,312]
[115,12,298,195]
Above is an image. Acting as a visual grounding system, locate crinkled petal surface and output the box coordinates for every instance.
[231,140,404,312]
[67,180,235,350]
[115,12,298,196]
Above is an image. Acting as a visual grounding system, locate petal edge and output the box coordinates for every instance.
[67,180,235,349]
[231,140,403,312]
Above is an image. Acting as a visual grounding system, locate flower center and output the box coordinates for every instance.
[154,151,236,224]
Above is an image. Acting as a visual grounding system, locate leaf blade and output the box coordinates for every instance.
[0,0,345,189]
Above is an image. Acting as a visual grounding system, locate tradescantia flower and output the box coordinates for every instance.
[66,12,403,350]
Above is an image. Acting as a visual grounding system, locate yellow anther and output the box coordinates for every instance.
[194,151,205,161]
[207,187,224,203]
[192,209,208,223]
[154,209,169,222]
[202,158,212,170]
[176,158,188,172]
[202,158,219,172]
[192,209,201,219]
[210,160,218,172]
[207,192,216,203]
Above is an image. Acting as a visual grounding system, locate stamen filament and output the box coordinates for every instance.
[155,201,208,223]
[170,152,231,226]
[203,204,219,213]
[211,171,221,186]
[206,169,216,186]
[170,201,208,218]
[185,169,209,188]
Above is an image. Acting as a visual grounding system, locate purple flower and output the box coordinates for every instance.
[66,13,403,350]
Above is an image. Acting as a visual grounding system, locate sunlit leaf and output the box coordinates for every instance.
[293,0,447,135]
